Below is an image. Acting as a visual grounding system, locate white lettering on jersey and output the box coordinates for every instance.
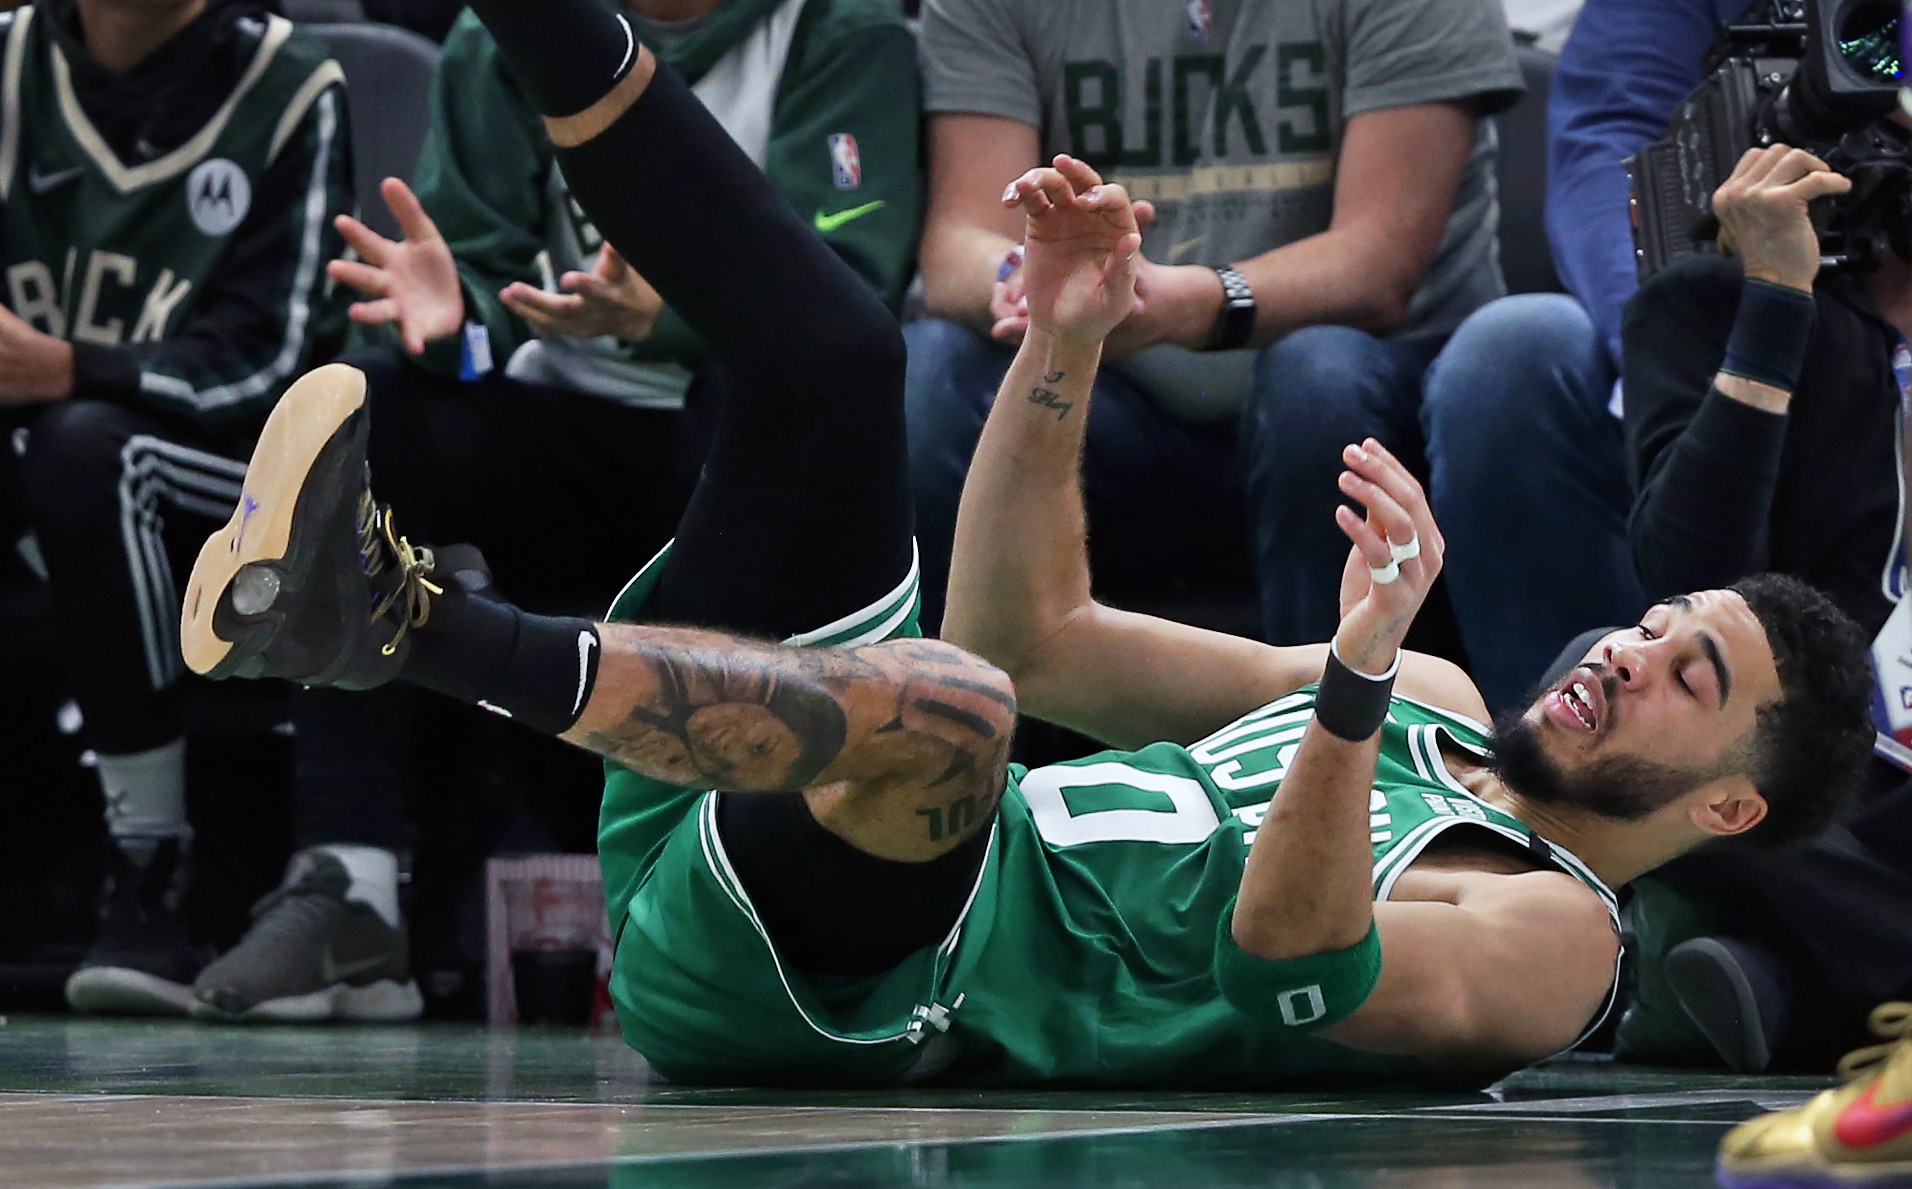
[74,251,136,346]
[1023,762,1221,847]
[6,261,66,337]
[1276,984,1328,1028]
[1420,793,1488,821]
[186,158,251,237]
[132,269,193,344]
[1190,701,1312,792]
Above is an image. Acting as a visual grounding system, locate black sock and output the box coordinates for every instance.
[402,591,602,737]
[464,0,637,118]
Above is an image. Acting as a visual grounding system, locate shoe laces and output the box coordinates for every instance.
[355,491,442,656]
[1834,1002,1912,1082]
[243,869,350,946]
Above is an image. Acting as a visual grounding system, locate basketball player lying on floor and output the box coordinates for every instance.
[176,0,1876,1088]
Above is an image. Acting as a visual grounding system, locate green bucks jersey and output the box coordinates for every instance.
[0,6,348,419]
[926,687,1622,1086]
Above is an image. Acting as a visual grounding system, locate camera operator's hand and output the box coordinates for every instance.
[1713,145,1852,292]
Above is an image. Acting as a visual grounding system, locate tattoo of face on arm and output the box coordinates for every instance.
[580,634,1018,822]
[583,641,864,790]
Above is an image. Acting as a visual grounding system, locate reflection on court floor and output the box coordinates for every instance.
[0,1017,1830,1189]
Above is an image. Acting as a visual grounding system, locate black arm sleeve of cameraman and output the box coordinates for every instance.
[1623,256,1792,599]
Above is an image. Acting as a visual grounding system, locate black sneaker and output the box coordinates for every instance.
[180,364,444,690]
[1667,935,1790,1073]
[65,836,208,1016]
[192,848,421,1023]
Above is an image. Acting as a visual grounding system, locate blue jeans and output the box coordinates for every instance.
[1240,326,1446,649]
[904,320,1246,634]
[1421,294,1646,712]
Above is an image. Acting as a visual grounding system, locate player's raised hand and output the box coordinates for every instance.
[326,177,464,356]
[1332,439,1446,675]
[500,243,664,342]
[1002,155,1141,346]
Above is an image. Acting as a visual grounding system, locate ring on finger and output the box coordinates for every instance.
[1389,535,1421,564]
[1368,559,1402,586]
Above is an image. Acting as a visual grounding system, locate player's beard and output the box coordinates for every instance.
[1489,708,1713,822]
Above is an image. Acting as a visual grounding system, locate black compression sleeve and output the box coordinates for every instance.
[458,2,893,389]
[463,0,636,117]
[457,0,915,640]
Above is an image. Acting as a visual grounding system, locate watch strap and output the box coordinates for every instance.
[1206,265,1256,351]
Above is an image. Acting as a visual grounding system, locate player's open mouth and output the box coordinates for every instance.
[1545,668,1606,735]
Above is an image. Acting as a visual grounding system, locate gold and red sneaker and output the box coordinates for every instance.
[1718,1002,1912,1187]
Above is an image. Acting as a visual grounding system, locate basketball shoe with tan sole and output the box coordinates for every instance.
[1718,1002,1912,1187]
[180,364,446,690]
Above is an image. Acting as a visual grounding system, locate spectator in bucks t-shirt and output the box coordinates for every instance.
[903,0,1529,691]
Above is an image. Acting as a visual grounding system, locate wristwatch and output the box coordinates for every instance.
[1204,265,1256,351]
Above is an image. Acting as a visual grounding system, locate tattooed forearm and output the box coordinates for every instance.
[919,788,996,842]
[868,641,1018,789]
[581,639,864,790]
[578,631,1017,803]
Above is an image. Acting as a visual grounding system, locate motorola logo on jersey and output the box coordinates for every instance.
[186,158,252,237]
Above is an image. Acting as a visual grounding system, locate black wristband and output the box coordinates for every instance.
[1720,279,1815,392]
[1313,644,1399,742]
[1205,265,1256,351]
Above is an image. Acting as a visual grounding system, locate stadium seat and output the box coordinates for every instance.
[305,22,441,242]
[1494,43,1563,296]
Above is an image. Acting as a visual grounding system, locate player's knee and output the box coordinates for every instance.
[18,400,134,496]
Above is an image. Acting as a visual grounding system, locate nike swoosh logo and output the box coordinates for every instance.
[574,630,598,714]
[1835,1081,1912,1149]
[27,164,85,194]
[319,948,395,987]
[814,200,886,233]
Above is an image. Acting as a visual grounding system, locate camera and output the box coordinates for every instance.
[1626,0,1912,280]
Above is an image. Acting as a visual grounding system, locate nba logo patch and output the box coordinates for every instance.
[829,133,862,191]
[1186,0,1211,41]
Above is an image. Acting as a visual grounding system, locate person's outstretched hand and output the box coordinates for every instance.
[500,243,664,342]
[1332,439,1446,676]
[1000,154,1141,346]
[326,177,465,356]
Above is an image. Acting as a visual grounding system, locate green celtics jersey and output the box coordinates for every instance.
[0,6,349,420]
[603,638,1625,1087]
[926,687,1622,1087]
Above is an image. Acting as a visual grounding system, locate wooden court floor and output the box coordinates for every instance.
[0,1016,1838,1188]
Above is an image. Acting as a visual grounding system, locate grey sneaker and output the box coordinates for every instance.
[191,848,422,1023]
